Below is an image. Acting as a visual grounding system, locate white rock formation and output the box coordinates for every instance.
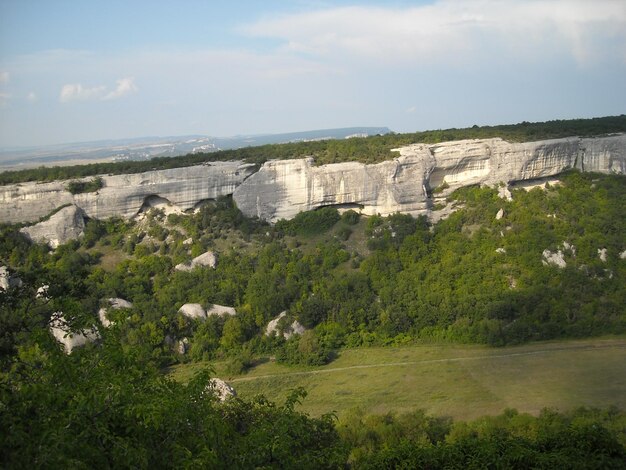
[542,249,567,269]
[0,161,256,224]
[234,135,626,222]
[495,248,506,254]
[2,134,625,225]
[495,208,504,220]
[98,298,133,328]
[178,337,189,354]
[178,303,206,320]
[174,251,217,272]
[0,266,21,291]
[620,250,626,260]
[265,311,306,340]
[49,313,99,354]
[0,266,9,291]
[206,304,237,317]
[598,248,608,262]
[497,185,512,201]
[234,155,433,222]
[20,205,85,248]
[206,378,237,402]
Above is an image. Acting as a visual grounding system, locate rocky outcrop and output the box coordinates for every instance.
[98,298,133,328]
[1,135,625,226]
[206,378,237,402]
[174,251,217,272]
[265,311,306,340]
[0,161,256,224]
[20,205,85,248]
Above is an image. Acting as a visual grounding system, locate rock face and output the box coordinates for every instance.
[98,298,133,328]
[234,156,432,222]
[0,161,256,224]
[20,205,85,248]
[265,311,306,340]
[542,249,567,268]
[1,135,625,226]
[174,251,217,272]
[234,134,626,221]
[49,313,99,354]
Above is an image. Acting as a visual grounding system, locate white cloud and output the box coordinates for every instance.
[406,106,416,114]
[102,77,138,100]
[27,91,37,102]
[242,0,626,65]
[59,77,138,103]
[59,83,106,102]
[0,71,9,84]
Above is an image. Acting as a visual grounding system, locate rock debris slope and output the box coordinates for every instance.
[1,135,624,226]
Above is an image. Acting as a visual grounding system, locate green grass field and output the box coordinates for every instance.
[169,337,626,421]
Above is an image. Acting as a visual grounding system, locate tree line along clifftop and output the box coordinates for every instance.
[1,114,625,185]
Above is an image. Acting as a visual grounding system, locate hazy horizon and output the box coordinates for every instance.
[1,0,625,148]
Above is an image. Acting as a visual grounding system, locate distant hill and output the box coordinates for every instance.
[0,127,391,170]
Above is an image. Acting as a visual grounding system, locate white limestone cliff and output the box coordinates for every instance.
[1,134,625,226]
[0,161,256,224]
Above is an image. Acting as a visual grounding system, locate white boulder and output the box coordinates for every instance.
[175,251,217,271]
[542,249,567,269]
[495,208,504,220]
[98,298,133,328]
[179,303,206,320]
[598,248,608,262]
[49,313,99,354]
[265,311,306,340]
[206,304,237,317]
[20,205,86,248]
[206,378,237,402]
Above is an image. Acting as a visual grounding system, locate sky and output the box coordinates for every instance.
[0,0,625,148]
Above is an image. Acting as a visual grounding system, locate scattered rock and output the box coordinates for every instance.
[182,237,193,245]
[206,304,237,317]
[175,251,217,271]
[495,208,504,220]
[98,298,133,328]
[49,312,99,354]
[542,249,567,268]
[620,250,626,260]
[178,303,206,320]
[0,266,21,291]
[265,311,306,340]
[598,248,608,262]
[495,248,506,254]
[178,337,189,354]
[206,378,237,402]
[20,205,86,248]
[497,185,512,201]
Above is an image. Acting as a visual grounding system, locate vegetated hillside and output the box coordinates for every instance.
[1,114,625,185]
[2,171,625,466]
[1,171,624,369]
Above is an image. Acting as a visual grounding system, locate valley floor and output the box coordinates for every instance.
[170,337,626,421]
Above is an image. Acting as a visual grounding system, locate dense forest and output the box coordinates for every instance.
[1,169,625,466]
[1,114,625,185]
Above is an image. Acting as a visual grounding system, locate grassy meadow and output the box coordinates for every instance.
[169,337,626,421]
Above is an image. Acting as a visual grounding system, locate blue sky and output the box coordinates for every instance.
[0,0,625,147]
